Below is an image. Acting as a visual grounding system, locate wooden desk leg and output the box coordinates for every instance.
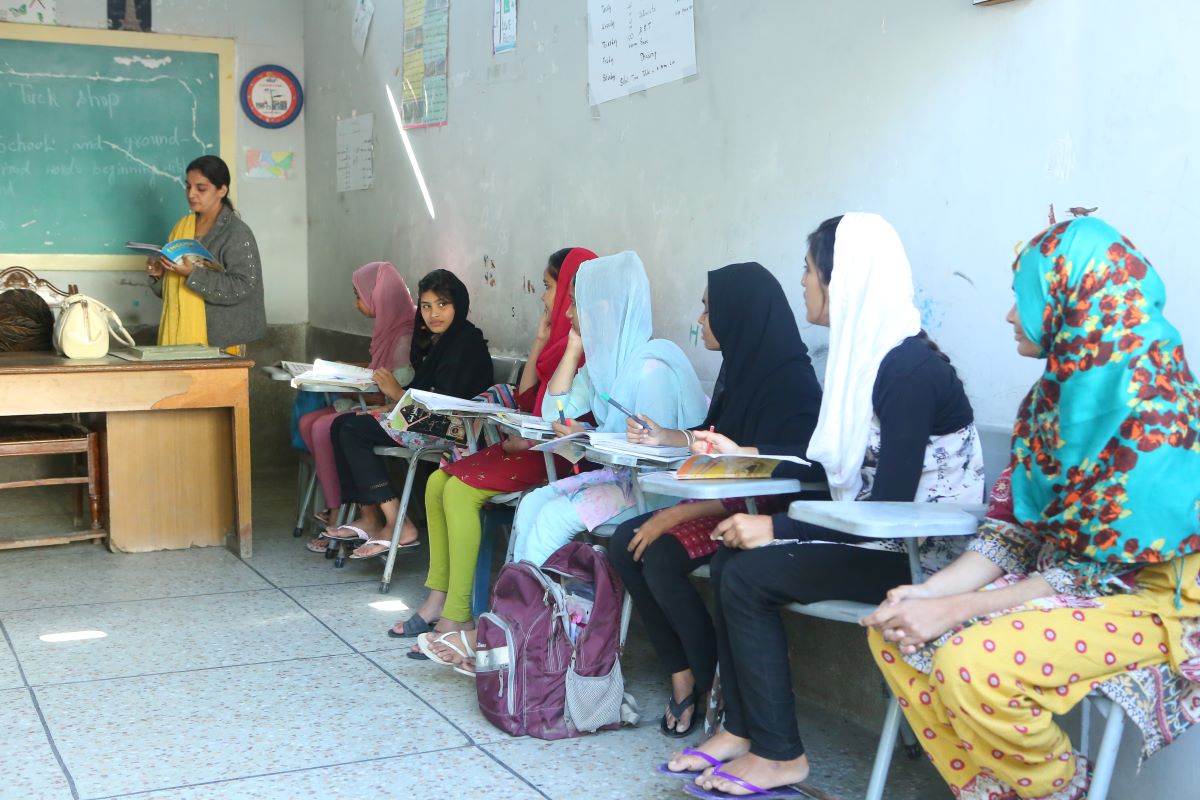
[231,400,253,559]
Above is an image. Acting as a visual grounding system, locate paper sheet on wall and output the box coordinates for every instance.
[401,0,450,128]
[587,0,696,106]
[493,0,517,54]
[336,113,374,192]
[351,0,375,57]
[0,0,56,24]
[244,149,295,179]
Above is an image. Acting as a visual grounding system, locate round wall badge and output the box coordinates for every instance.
[240,65,303,129]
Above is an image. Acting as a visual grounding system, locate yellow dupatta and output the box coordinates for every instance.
[157,214,208,346]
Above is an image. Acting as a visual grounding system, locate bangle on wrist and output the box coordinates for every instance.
[683,429,695,448]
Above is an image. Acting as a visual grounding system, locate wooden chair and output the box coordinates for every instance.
[0,267,106,549]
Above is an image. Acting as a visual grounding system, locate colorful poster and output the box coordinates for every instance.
[493,0,516,55]
[244,149,295,179]
[336,113,374,192]
[587,0,697,106]
[401,0,449,128]
[1,0,56,24]
[107,0,148,31]
[351,0,375,57]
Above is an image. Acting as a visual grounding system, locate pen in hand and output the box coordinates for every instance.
[600,392,651,432]
[706,425,715,454]
[556,399,566,426]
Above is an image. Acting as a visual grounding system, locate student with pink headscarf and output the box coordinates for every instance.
[300,261,416,552]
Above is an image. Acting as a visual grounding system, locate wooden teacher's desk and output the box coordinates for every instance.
[0,354,253,557]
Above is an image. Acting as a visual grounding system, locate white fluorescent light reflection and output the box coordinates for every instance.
[368,600,411,612]
[385,84,436,220]
[39,630,107,643]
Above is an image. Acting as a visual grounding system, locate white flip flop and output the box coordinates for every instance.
[416,631,476,677]
[324,524,369,542]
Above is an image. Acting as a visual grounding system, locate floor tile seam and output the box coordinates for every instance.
[25,650,365,690]
[476,742,554,800]
[79,741,485,800]
[359,650,482,747]
[0,619,81,800]
[0,584,276,615]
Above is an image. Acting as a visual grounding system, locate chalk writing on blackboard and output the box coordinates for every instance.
[587,0,696,106]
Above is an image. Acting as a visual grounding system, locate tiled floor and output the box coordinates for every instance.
[0,472,944,799]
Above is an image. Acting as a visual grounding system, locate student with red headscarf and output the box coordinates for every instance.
[299,261,416,551]
[390,247,596,646]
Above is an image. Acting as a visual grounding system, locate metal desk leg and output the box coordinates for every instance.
[542,450,558,482]
[905,539,924,585]
[746,498,759,515]
[631,470,648,514]
[380,449,425,593]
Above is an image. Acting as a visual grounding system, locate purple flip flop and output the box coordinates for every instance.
[682,768,807,799]
[655,747,721,780]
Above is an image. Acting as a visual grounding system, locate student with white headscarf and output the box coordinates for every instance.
[510,250,709,566]
[668,214,984,798]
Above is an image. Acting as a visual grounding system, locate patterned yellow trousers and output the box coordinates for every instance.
[868,562,1192,799]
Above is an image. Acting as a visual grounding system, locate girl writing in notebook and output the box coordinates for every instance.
[299,261,416,554]
[671,214,983,798]
[608,261,824,739]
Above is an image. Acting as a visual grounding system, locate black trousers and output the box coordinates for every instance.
[610,512,717,693]
[711,542,909,761]
[331,413,401,506]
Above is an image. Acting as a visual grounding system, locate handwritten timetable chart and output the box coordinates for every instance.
[587,1,696,106]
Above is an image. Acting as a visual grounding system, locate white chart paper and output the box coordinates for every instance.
[336,113,374,192]
[587,0,696,105]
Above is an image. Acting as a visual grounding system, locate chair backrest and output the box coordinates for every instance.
[0,267,77,310]
[491,355,526,386]
[977,422,1013,497]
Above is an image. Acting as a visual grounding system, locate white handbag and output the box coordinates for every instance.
[53,294,135,359]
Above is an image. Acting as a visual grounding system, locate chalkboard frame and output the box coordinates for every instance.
[0,24,235,271]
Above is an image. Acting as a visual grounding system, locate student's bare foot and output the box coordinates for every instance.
[696,753,810,795]
[324,517,380,540]
[409,624,476,661]
[667,729,750,774]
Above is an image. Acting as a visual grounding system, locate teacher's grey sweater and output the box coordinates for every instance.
[149,205,268,348]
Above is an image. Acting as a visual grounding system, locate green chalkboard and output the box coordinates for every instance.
[0,27,232,269]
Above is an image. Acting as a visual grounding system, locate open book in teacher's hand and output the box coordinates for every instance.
[125,239,224,271]
[673,453,810,480]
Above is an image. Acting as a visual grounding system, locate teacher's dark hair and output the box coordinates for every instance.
[186,155,235,211]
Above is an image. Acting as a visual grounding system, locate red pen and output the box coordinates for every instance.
[566,418,581,474]
[705,425,715,454]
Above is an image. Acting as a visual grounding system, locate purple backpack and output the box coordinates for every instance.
[475,541,629,740]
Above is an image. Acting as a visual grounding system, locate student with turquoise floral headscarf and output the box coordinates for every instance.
[865,217,1200,800]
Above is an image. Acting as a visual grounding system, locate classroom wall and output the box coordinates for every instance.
[26,0,309,328]
[302,0,1200,429]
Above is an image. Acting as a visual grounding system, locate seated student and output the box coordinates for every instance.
[300,261,416,553]
[864,218,1200,800]
[509,250,708,566]
[608,262,824,738]
[420,251,709,673]
[390,247,596,642]
[324,269,493,559]
[671,213,984,798]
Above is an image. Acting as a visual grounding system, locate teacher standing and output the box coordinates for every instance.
[147,155,267,354]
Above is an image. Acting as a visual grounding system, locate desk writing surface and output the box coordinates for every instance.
[788,500,986,539]
[638,472,802,500]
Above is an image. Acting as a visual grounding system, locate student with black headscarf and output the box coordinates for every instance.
[324,269,493,558]
[609,261,824,738]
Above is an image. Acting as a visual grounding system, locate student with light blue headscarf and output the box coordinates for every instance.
[509,250,709,565]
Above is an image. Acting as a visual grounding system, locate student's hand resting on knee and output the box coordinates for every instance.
[861,596,966,654]
[628,507,681,560]
[712,513,773,549]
